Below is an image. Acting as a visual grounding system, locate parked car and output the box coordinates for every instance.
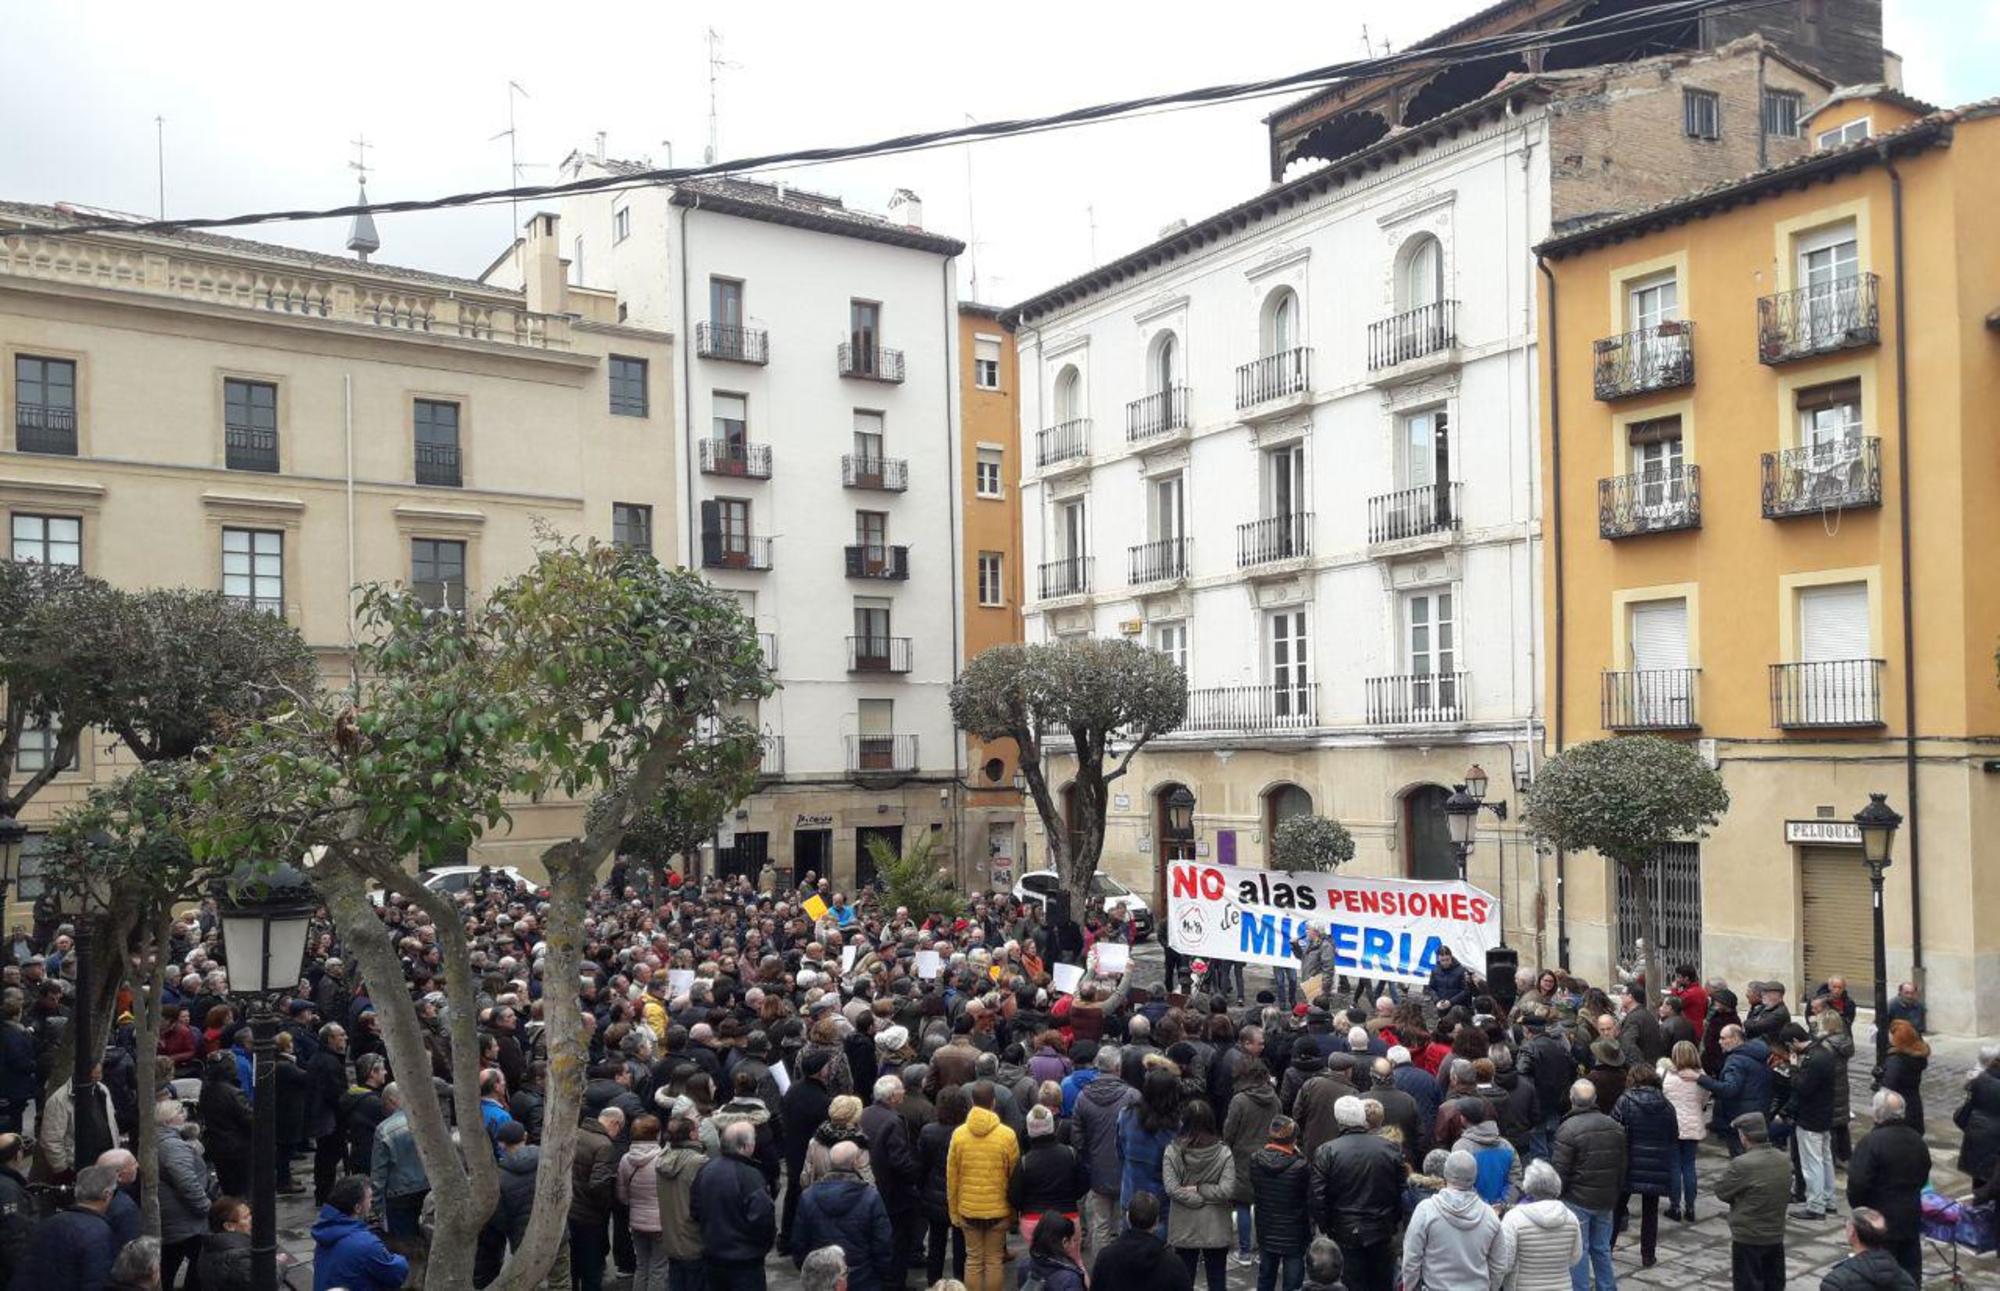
[1013,870,1154,941]
[368,865,541,906]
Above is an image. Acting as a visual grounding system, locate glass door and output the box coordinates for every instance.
[1405,590,1458,718]
[850,301,881,373]
[1798,226,1859,347]
[1269,610,1310,723]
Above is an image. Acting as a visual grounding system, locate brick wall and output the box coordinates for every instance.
[1709,0,1882,88]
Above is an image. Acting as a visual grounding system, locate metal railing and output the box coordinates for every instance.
[1182,683,1320,732]
[838,342,906,382]
[1038,556,1093,599]
[1368,300,1458,370]
[844,544,910,580]
[757,735,784,778]
[1758,273,1879,364]
[1128,537,1190,584]
[1602,668,1701,730]
[699,438,773,479]
[1365,671,1467,725]
[1236,512,1312,567]
[700,534,773,571]
[1236,348,1313,409]
[1771,658,1885,728]
[1127,386,1192,441]
[1594,322,1696,399]
[14,404,76,455]
[847,733,919,774]
[414,440,461,487]
[1599,466,1701,537]
[224,424,278,473]
[1761,437,1881,517]
[847,636,913,674]
[841,454,909,491]
[1368,483,1462,543]
[1036,419,1090,467]
[695,321,769,364]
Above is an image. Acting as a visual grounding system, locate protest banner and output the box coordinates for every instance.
[1050,963,1084,996]
[1163,859,1499,987]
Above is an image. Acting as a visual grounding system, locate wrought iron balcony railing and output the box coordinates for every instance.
[225,424,279,473]
[1757,274,1879,364]
[1236,348,1312,409]
[414,440,461,487]
[1602,668,1700,730]
[1182,684,1320,732]
[1038,556,1092,599]
[757,734,784,778]
[1594,322,1695,399]
[1036,419,1090,467]
[844,544,910,581]
[1368,300,1458,370]
[1365,671,1467,725]
[847,733,918,774]
[847,636,913,674]
[14,403,76,455]
[700,534,774,571]
[1368,483,1461,544]
[699,438,773,479]
[1761,437,1880,518]
[839,342,906,382]
[1771,658,1885,728]
[1599,466,1701,537]
[1128,537,1189,585]
[1127,386,1192,441]
[696,321,769,364]
[1237,512,1312,567]
[842,454,909,491]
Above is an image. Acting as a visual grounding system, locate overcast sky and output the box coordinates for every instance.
[1,1,1989,307]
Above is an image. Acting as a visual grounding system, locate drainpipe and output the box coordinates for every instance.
[943,258,967,882]
[1878,141,1923,987]
[344,372,357,684]
[1537,252,1569,969]
[678,201,697,569]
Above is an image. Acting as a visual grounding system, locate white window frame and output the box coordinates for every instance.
[977,551,1005,607]
[1816,118,1870,150]
[973,336,1002,391]
[612,204,631,244]
[221,526,285,615]
[975,448,1004,499]
[1152,620,1188,673]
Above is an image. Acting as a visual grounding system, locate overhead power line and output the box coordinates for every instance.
[39,0,1782,240]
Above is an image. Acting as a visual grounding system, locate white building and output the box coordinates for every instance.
[487,156,970,889]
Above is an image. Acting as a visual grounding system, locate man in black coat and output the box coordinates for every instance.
[1090,1193,1193,1291]
[692,1121,778,1291]
[859,1075,922,1283]
[1309,1097,1404,1291]
[1359,1058,1426,1167]
[0,1135,33,1290]
[1821,1207,1917,1291]
[1847,1090,1931,1286]
[1553,1079,1626,1291]
[791,1140,895,1291]
[780,1049,836,1255]
[19,1163,119,1291]
[1781,1024,1839,1221]
[1517,1013,1576,1160]
[1248,1117,1312,1290]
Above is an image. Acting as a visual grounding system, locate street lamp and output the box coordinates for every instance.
[0,813,25,914]
[1442,784,1479,880]
[1464,764,1489,804]
[51,850,112,1173]
[1851,793,1902,1070]
[1165,786,1196,841]
[218,861,316,1291]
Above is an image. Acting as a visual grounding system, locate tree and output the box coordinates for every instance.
[618,754,762,883]
[950,640,1185,920]
[867,828,962,919]
[1,562,101,816]
[189,540,771,1291]
[1523,735,1729,1009]
[1270,814,1356,871]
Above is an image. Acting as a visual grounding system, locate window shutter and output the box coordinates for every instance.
[1794,378,1863,414]
[1626,415,1684,447]
[1799,583,1870,661]
[1629,599,1689,671]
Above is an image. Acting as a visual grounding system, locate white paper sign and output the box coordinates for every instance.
[666,969,694,997]
[1050,963,1084,996]
[770,1061,791,1095]
[915,950,942,979]
[1093,942,1130,976]
[841,945,858,973]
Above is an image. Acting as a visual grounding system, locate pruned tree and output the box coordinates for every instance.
[950,640,1185,920]
[1523,735,1729,1008]
[1270,814,1356,872]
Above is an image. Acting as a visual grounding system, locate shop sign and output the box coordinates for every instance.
[795,812,834,828]
[1784,819,1861,846]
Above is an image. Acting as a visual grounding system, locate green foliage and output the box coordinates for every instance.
[1270,814,1356,871]
[1,562,100,810]
[1524,735,1730,867]
[41,760,207,911]
[866,829,963,918]
[611,743,765,871]
[950,639,1188,752]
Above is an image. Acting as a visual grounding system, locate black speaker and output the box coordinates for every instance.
[1045,890,1073,928]
[1486,947,1520,1010]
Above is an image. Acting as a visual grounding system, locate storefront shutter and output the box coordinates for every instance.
[1801,846,1875,995]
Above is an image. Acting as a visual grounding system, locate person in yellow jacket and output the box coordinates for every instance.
[947,1081,1021,1291]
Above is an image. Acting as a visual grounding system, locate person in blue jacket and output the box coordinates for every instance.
[312,1176,410,1291]
[1425,947,1473,1017]
[1697,1025,1774,1155]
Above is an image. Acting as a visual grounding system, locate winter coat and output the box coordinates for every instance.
[1293,1073,1358,1157]
[305,1050,345,1141]
[198,1077,252,1175]
[1491,1068,1539,1158]
[651,1145,706,1261]
[857,1100,919,1215]
[1611,1086,1676,1197]
[1699,1039,1774,1128]
[1393,1061,1444,1130]
[486,1146,540,1251]
[1027,1045,1072,1087]
[1663,1068,1710,1140]
[1116,1105,1175,1215]
[1552,1106,1626,1212]
[1619,1006,1667,1066]
[781,1077,835,1174]
[947,1105,1020,1224]
[1817,1010,1856,1123]
[690,1152,776,1265]
[310,1207,409,1291]
[1024,1252,1088,1291]
[1426,961,1472,1015]
[1008,1138,1087,1217]
[1517,1031,1576,1127]
[15,1207,116,1291]
[1783,1041,1838,1133]
[801,1122,875,1191]
[1501,1197,1583,1291]
[340,1086,386,1173]
[1458,1119,1521,1205]
[1879,1051,1927,1133]
[369,1109,426,1203]
[617,1141,663,1233]
[154,1124,214,1245]
[1955,1069,2000,1183]
[199,1231,252,1291]
[569,1117,621,1226]
[1363,1083,1426,1167]
[1818,1248,1918,1291]
[711,1097,781,1188]
[1308,1125,1405,1247]
[793,1174,896,1291]
[918,1120,956,1221]
[1248,1144,1311,1256]
[1713,1143,1792,1246]
[1162,1138,1236,1251]
[1399,1186,1512,1291]
[1222,1085,1279,1204]
[1089,1229,1194,1291]
[1847,1121,1931,1242]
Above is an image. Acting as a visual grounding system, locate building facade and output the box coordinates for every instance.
[1,200,675,889]
[1536,95,2000,1034]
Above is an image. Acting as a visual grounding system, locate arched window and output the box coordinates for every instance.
[1053,365,1082,424]
[1397,235,1443,313]
[1265,783,1313,843]
[1262,287,1300,356]
[1152,332,1178,394]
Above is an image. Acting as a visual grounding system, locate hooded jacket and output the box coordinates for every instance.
[1499,1197,1583,1291]
[1089,1227,1194,1291]
[1459,1120,1521,1205]
[616,1140,664,1233]
[1663,1067,1711,1140]
[1073,1077,1136,1197]
[802,1122,875,1191]
[1162,1138,1235,1250]
[1222,1084,1280,1204]
[792,1173,896,1291]
[711,1096,782,1188]
[569,1117,621,1226]
[651,1144,707,1261]
[155,1123,214,1245]
[1399,1185,1513,1291]
[1247,1143,1311,1256]
[947,1105,1019,1224]
[311,1207,409,1291]
[486,1146,541,1250]
[199,1230,253,1291]
[1008,1136,1087,1217]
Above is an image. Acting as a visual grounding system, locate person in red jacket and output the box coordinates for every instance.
[1670,966,1708,1047]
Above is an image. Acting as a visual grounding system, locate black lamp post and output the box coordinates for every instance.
[0,813,24,920]
[1165,786,1196,852]
[1852,793,1902,1071]
[1442,784,1479,880]
[218,862,316,1291]
[53,858,112,1173]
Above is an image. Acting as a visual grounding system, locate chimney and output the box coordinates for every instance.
[1881,49,1903,90]
[594,131,608,162]
[523,212,566,316]
[889,188,924,230]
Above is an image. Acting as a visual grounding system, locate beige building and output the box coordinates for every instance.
[1,201,675,889]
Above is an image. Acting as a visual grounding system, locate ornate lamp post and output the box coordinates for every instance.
[1442,784,1479,880]
[217,862,316,1291]
[52,857,112,1172]
[1851,793,1902,1070]
[1165,785,1196,847]
[0,813,24,917]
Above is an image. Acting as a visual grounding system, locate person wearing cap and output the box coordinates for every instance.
[1309,1095,1403,1291]
[1399,1149,1512,1291]
[1552,1079,1623,1291]
[1713,1112,1791,1290]
[1743,982,1791,1045]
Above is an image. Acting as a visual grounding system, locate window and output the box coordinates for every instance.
[1796,221,1861,346]
[853,410,884,470]
[223,378,279,472]
[1817,118,1870,149]
[975,448,1003,498]
[14,356,77,455]
[714,392,749,450]
[711,278,744,327]
[1263,289,1299,355]
[11,514,80,567]
[411,538,467,613]
[855,510,888,556]
[1149,474,1185,544]
[854,597,892,653]
[1057,499,1087,561]
[16,717,74,775]
[612,204,631,243]
[850,300,882,370]
[221,527,284,614]
[413,399,462,487]
[858,698,894,734]
[974,335,1001,390]
[1265,443,1305,519]
[1797,379,1863,457]
[1151,332,1179,394]
[1762,90,1804,138]
[1398,236,1442,312]
[1683,88,1721,140]
[977,552,1004,606]
[571,236,584,285]
[1405,589,1457,688]
[1266,784,1313,842]
[609,356,649,417]
[1628,415,1687,515]
[1800,583,1869,662]
[1152,620,1187,673]
[1270,610,1310,719]
[1052,365,1082,423]
[705,498,753,564]
[613,503,653,555]
[1627,274,1679,331]
[1399,408,1450,493]
[1628,598,1693,725]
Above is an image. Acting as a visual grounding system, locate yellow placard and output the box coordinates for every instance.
[989,964,1003,982]
[803,895,829,921]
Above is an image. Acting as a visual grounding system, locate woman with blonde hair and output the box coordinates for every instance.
[1660,1041,1709,1221]
[801,1092,875,1188]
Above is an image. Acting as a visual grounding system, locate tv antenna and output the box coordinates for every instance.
[705,29,742,165]
[490,80,533,230]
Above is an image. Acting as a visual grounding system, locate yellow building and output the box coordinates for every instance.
[1536,95,2000,1033]
[957,302,1026,893]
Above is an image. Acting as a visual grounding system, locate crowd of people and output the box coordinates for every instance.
[0,861,1992,1291]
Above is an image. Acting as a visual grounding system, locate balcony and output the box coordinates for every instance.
[1599,466,1701,538]
[845,544,910,581]
[1183,683,1320,733]
[1594,322,1695,399]
[1368,483,1462,545]
[1771,658,1885,728]
[1761,438,1881,518]
[1127,386,1192,443]
[1237,512,1312,568]
[757,734,784,779]
[14,403,76,455]
[695,321,769,365]
[1036,419,1090,470]
[1236,348,1313,412]
[1038,556,1093,599]
[847,636,913,674]
[1758,274,1879,364]
[225,424,278,473]
[699,438,773,480]
[839,342,906,383]
[1365,671,1467,726]
[1368,300,1459,372]
[414,440,461,488]
[847,733,919,774]
[1602,669,1700,731]
[1128,537,1190,585]
[841,454,908,492]
[701,534,774,572]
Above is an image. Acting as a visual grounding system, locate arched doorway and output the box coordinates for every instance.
[1402,784,1459,881]
[1264,783,1314,855]
[1153,782,1196,913]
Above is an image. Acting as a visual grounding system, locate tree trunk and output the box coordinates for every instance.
[135,914,170,1238]
[1626,858,1663,1012]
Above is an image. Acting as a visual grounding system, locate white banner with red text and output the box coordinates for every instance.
[1163,860,1501,987]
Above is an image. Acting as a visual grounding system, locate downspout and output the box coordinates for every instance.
[678,201,698,570]
[1879,142,1924,984]
[1537,251,1569,969]
[942,258,966,876]
[344,372,358,684]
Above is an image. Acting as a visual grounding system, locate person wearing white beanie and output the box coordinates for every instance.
[1400,1149,1514,1291]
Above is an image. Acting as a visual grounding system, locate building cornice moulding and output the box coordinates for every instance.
[1132,294,1191,326]
[1243,245,1311,281]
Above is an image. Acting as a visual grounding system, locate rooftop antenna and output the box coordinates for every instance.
[345,134,381,263]
[153,115,165,219]
[489,80,531,231]
[704,29,742,165]
[962,112,980,302]
[1086,204,1098,266]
